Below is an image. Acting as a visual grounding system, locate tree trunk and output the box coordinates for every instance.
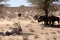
[43,0,49,26]
[44,9,49,26]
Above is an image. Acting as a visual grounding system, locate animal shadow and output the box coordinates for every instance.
[46,24,60,28]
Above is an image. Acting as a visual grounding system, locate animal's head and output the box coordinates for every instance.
[38,19,42,22]
[34,15,40,20]
[37,16,46,22]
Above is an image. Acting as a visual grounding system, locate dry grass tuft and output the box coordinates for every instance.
[29,29,35,32]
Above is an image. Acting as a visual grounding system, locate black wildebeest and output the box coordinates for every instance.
[48,15,60,25]
[38,15,49,25]
[34,15,60,25]
[34,15,41,20]
[34,15,48,25]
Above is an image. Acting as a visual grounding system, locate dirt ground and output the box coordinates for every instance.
[0,17,60,40]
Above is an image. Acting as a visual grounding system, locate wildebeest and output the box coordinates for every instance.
[34,15,40,20]
[38,15,49,25]
[34,15,60,25]
[48,15,60,25]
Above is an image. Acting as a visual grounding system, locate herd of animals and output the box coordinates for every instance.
[34,14,60,26]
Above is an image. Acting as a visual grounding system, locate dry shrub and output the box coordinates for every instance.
[6,24,9,26]
[34,35,38,39]
[41,27,45,30]
[53,37,57,40]
[51,32,56,34]
[31,20,36,23]
[25,26,29,28]
[29,29,35,32]
[57,30,60,33]
[45,33,48,35]
[23,35,28,40]
[46,38,50,40]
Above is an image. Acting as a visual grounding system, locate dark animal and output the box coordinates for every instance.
[34,15,40,20]
[34,15,60,25]
[48,15,60,25]
[38,15,49,25]
[38,15,46,22]
[34,15,48,25]
[18,13,21,17]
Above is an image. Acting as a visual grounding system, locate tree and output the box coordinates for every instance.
[28,0,59,25]
[20,5,25,7]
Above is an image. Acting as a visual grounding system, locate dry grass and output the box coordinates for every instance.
[0,16,60,40]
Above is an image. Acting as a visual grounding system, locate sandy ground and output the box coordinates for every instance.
[0,17,60,40]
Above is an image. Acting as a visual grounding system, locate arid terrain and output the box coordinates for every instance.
[0,15,60,40]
